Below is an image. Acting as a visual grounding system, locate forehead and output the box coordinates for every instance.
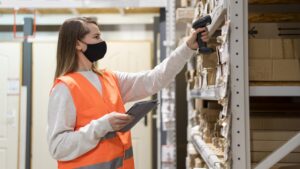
[86,23,100,33]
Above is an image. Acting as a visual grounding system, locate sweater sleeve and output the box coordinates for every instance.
[47,82,114,161]
[114,42,195,103]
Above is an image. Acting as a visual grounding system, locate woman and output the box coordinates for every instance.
[47,17,208,169]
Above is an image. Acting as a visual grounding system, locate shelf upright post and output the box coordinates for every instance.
[158,0,177,168]
[229,0,251,169]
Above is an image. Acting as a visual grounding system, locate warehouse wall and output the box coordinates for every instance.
[0,42,22,169]
[31,41,154,169]
[0,24,154,169]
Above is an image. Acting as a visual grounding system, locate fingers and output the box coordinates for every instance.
[202,37,209,42]
[201,31,209,42]
[115,117,133,124]
[191,27,208,38]
[201,31,208,36]
[111,114,133,124]
[194,28,209,42]
[111,123,128,131]
[186,27,209,50]
[108,112,134,131]
[195,27,207,33]
[113,113,133,120]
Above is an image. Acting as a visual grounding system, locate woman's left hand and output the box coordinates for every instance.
[186,27,209,50]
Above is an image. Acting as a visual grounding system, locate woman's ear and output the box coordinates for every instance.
[76,40,83,51]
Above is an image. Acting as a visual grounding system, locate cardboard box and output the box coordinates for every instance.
[251,140,300,152]
[252,152,300,163]
[294,39,300,59]
[249,59,300,81]
[273,59,300,81]
[251,130,298,141]
[279,165,300,169]
[180,0,191,7]
[200,108,220,123]
[249,39,299,59]
[249,39,271,59]
[270,39,283,59]
[249,59,273,81]
[283,39,295,59]
[207,101,223,109]
[195,99,203,112]
[202,52,219,68]
[250,116,300,130]
[181,0,188,7]
[207,68,217,85]
[252,163,300,169]
[176,8,194,23]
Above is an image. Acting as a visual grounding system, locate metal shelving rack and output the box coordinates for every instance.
[158,0,178,169]
[184,0,251,168]
[3,0,298,169]
[191,134,222,169]
[248,1,300,167]
[189,87,222,101]
[250,86,300,97]
[183,0,300,168]
[0,0,168,8]
[229,0,251,168]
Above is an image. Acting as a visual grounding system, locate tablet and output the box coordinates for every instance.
[119,100,158,132]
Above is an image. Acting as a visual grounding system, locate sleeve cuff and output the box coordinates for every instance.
[93,114,114,139]
[99,114,114,132]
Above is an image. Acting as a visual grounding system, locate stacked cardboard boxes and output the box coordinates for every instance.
[185,20,231,169]
[250,97,300,168]
[249,39,300,81]
[179,0,231,168]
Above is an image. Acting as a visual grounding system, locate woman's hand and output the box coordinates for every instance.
[186,27,209,50]
[107,112,133,131]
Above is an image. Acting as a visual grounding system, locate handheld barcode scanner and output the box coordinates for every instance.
[192,15,214,54]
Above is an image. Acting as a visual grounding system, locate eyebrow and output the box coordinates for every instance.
[93,33,101,36]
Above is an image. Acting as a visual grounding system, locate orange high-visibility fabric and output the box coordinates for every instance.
[51,71,134,169]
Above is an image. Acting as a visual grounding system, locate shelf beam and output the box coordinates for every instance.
[249,4,300,13]
[250,86,300,97]
[0,13,158,25]
[188,86,226,101]
[191,134,222,169]
[0,0,167,8]
[189,88,219,100]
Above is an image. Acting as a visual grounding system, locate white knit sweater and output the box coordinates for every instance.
[47,43,194,161]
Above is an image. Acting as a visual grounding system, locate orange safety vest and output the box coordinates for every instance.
[52,70,134,169]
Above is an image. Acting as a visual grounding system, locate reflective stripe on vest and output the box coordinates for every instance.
[53,71,135,169]
[77,147,133,169]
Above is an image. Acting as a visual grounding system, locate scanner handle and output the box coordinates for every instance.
[197,32,206,49]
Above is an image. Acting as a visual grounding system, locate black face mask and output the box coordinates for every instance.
[81,41,107,62]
